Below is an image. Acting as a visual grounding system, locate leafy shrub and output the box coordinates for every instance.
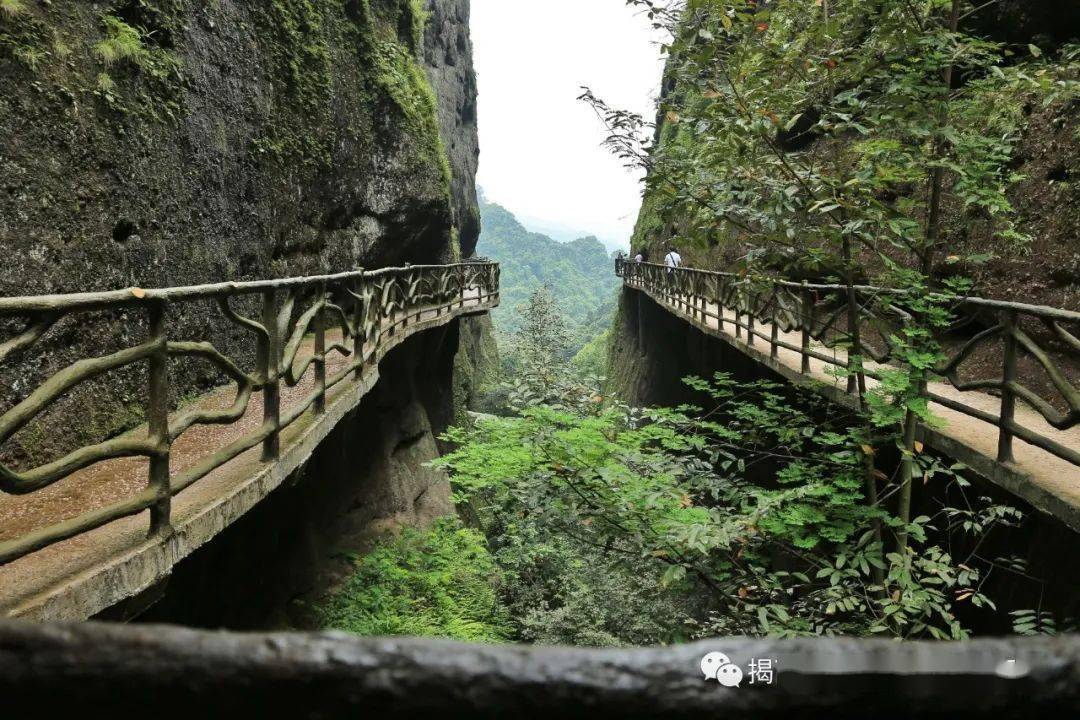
[0,0,26,19]
[318,519,511,643]
[491,512,697,647]
[438,373,1031,641]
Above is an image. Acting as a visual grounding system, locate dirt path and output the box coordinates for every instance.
[0,336,353,543]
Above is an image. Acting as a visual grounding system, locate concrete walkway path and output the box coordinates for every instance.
[630,283,1080,533]
[0,290,492,620]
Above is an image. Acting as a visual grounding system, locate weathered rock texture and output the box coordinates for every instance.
[2,621,1079,719]
[0,0,483,467]
[0,0,491,620]
[423,0,481,257]
[1,0,458,288]
[419,0,498,423]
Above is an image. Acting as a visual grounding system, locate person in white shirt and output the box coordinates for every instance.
[634,250,644,263]
[664,247,683,272]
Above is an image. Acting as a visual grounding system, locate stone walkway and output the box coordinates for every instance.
[0,290,492,620]
[631,284,1080,532]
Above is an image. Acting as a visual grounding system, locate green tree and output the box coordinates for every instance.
[477,197,620,349]
[503,285,605,410]
[585,0,1080,559]
[438,374,1029,641]
[592,0,1051,268]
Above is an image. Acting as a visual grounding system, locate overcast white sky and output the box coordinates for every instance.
[471,0,666,250]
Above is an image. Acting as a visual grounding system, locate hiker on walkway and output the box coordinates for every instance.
[664,246,683,273]
[634,249,644,263]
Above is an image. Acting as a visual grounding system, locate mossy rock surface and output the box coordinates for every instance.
[0,0,480,464]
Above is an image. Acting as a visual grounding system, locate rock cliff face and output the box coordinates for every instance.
[420,0,498,423]
[613,0,1079,399]
[0,0,489,621]
[0,0,484,448]
[423,0,481,257]
[0,0,466,290]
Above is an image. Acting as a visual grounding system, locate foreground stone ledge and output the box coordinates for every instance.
[0,621,1077,718]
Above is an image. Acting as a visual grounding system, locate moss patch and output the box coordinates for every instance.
[249,0,450,195]
[0,1,185,123]
[10,395,144,471]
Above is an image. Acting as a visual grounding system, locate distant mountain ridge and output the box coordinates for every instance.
[476,199,621,337]
[515,213,626,252]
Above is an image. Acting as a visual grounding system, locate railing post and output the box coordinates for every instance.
[434,270,442,319]
[314,282,327,415]
[690,277,697,321]
[260,289,280,461]
[684,272,691,315]
[146,300,171,536]
[801,282,812,374]
[770,284,780,359]
[844,286,868,401]
[846,289,858,396]
[746,290,756,347]
[997,310,1019,463]
[353,273,366,379]
[715,276,724,333]
[734,282,742,340]
[459,266,466,308]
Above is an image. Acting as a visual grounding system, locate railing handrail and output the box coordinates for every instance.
[618,259,1080,323]
[616,257,1079,474]
[0,262,501,565]
[0,263,490,315]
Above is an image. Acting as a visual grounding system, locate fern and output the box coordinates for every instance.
[0,0,26,19]
[96,72,115,93]
[14,45,42,70]
[93,15,147,67]
[318,519,511,643]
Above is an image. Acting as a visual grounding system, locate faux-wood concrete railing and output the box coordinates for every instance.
[0,261,500,564]
[1,621,1078,718]
[616,259,1080,471]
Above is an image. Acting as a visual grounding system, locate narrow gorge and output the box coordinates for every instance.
[0,0,494,625]
[0,1,1079,715]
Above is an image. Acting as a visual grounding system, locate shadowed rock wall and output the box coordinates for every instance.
[608,287,768,408]
[132,321,462,629]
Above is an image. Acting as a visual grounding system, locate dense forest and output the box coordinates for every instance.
[475,194,620,363]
